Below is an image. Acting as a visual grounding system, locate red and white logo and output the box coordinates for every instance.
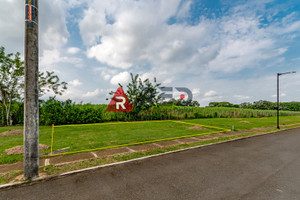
[107,87,133,112]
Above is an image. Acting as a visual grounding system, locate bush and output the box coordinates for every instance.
[3,97,300,126]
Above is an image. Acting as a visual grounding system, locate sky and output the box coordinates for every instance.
[0,0,300,106]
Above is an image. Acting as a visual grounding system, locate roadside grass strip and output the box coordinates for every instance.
[50,120,228,157]
[172,120,231,132]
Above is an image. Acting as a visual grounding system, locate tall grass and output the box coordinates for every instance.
[4,98,300,126]
[71,105,300,125]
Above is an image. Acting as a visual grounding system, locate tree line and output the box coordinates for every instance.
[209,100,300,111]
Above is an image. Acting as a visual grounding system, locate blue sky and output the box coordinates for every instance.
[0,0,299,106]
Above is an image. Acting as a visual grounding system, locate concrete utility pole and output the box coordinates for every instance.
[24,0,39,179]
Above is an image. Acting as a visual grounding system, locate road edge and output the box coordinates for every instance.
[1,126,299,190]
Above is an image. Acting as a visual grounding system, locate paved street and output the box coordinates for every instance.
[1,128,300,200]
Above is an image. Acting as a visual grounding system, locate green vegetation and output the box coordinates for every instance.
[2,71,299,126]
[0,46,67,126]
[50,121,219,154]
[3,97,300,126]
[20,126,298,178]
[211,100,300,111]
[0,170,23,184]
[118,73,162,113]
[1,115,299,165]
[187,116,300,131]
[0,126,52,165]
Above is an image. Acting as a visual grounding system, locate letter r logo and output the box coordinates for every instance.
[115,96,126,109]
[107,87,133,112]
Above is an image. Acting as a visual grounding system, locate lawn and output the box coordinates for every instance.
[0,115,299,165]
[188,116,300,131]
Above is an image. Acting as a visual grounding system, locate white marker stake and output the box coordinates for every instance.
[116,96,126,109]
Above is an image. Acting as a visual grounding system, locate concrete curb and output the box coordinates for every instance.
[0,126,299,190]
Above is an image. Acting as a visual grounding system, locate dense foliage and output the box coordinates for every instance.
[2,97,300,126]
[0,46,67,125]
[209,100,300,111]
[162,98,200,107]
[209,102,239,108]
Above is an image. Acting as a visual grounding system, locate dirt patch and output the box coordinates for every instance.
[234,118,242,120]
[282,123,300,126]
[5,144,49,155]
[240,121,250,124]
[227,126,275,135]
[130,143,159,152]
[12,174,24,182]
[0,129,23,137]
[188,126,206,130]
[9,172,47,183]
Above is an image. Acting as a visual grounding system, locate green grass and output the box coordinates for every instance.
[0,170,23,184]
[0,116,299,165]
[0,126,53,165]
[35,127,291,177]
[188,116,300,131]
[51,121,218,153]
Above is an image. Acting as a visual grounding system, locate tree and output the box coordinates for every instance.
[126,73,162,111]
[163,98,200,107]
[0,47,24,125]
[109,73,162,116]
[239,102,253,109]
[0,46,67,125]
[209,102,235,107]
[252,100,274,110]
[38,71,67,96]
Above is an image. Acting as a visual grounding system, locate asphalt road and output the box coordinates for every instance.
[1,128,300,200]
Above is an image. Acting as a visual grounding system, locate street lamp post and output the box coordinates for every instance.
[276,71,296,129]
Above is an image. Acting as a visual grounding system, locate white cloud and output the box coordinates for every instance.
[69,79,82,87]
[80,0,216,71]
[87,44,133,69]
[234,95,251,100]
[94,67,119,81]
[40,49,61,68]
[40,1,69,51]
[83,89,100,98]
[67,47,81,54]
[103,74,111,81]
[204,90,217,97]
[110,71,131,85]
[162,78,173,84]
[79,0,300,77]
[0,0,72,74]
[192,88,200,97]
[2,0,300,106]
[200,96,224,105]
[41,26,68,50]
[272,93,286,98]
[0,0,24,53]
[140,73,155,82]
[40,49,84,70]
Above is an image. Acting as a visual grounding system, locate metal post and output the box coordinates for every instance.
[277,73,280,129]
[276,71,296,130]
[24,0,39,179]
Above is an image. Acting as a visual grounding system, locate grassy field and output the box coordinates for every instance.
[0,115,299,165]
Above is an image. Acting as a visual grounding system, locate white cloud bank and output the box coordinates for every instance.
[110,71,131,85]
[1,0,299,105]
[79,0,300,78]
